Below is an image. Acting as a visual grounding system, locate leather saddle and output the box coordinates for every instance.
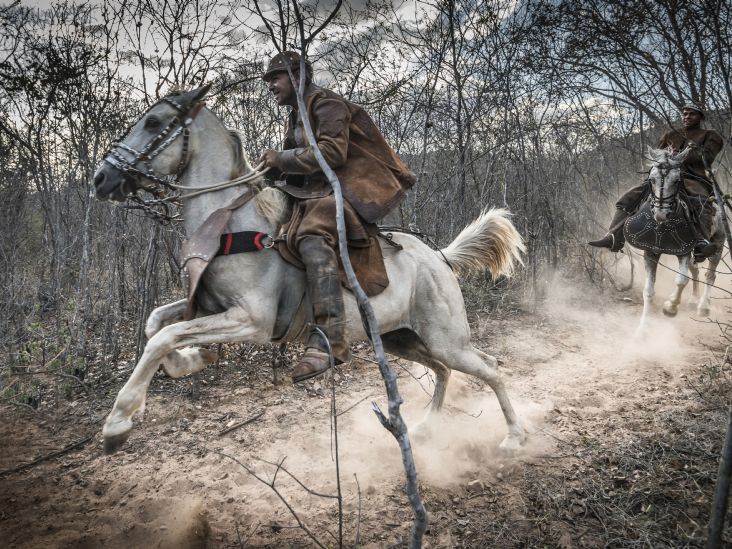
[180,192,393,344]
[623,202,695,256]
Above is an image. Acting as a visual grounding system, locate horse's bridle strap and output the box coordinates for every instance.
[650,167,678,210]
[104,98,206,191]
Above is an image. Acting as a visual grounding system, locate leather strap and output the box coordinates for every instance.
[216,231,273,256]
[181,188,260,320]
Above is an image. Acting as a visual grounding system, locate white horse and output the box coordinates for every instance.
[626,147,723,332]
[93,86,527,454]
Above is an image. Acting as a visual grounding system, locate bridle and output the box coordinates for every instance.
[104,96,204,194]
[649,162,681,214]
[101,94,269,221]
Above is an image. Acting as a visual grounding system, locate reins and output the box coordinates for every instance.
[172,164,269,200]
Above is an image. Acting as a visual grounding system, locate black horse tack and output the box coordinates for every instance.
[624,202,695,256]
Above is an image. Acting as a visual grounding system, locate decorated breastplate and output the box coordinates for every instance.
[624,203,695,256]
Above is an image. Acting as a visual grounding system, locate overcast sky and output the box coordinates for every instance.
[20,0,57,8]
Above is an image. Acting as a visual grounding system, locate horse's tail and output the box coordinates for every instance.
[440,208,525,278]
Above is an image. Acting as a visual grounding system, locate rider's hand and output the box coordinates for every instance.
[258,149,280,170]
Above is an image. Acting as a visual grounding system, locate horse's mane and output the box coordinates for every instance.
[227,129,290,226]
[256,186,291,226]
[227,131,252,178]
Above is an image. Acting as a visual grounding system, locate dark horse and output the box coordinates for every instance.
[624,147,723,333]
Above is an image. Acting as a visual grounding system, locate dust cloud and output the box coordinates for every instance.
[205,263,727,525]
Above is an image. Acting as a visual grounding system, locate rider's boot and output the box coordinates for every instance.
[589,209,628,252]
[693,239,717,263]
[292,236,350,383]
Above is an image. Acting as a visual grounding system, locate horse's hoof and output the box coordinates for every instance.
[103,431,132,454]
[102,417,133,454]
[697,307,710,317]
[662,302,678,317]
[409,421,432,443]
[498,431,525,456]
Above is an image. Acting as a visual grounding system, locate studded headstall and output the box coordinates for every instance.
[649,162,680,212]
[103,96,206,196]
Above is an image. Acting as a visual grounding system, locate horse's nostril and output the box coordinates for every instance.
[94,172,105,188]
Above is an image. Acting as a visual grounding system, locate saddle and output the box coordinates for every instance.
[623,202,695,255]
[179,191,393,335]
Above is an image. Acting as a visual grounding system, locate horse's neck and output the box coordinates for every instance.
[181,110,269,235]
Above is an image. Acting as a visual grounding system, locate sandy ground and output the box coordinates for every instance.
[1,263,730,548]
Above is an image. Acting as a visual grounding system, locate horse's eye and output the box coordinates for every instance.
[144,116,161,131]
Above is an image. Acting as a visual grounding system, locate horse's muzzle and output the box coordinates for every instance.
[93,166,135,202]
[653,210,670,224]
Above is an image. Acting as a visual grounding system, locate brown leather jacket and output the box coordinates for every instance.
[657,127,724,195]
[272,84,416,223]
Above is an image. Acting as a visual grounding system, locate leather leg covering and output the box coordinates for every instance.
[590,209,629,251]
[607,208,630,250]
[299,236,351,365]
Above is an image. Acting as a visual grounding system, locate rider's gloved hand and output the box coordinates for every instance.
[258,149,282,170]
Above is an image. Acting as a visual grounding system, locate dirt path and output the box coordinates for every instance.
[1,274,729,548]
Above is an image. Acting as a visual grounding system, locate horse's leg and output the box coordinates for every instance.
[142,299,219,379]
[145,298,188,338]
[381,329,450,437]
[103,309,266,453]
[637,251,660,334]
[698,249,723,317]
[431,344,524,452]
[662,255,691,317]
[688,261,700,307]
[158,347,219,378]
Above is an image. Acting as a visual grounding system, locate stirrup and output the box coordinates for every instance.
[610,234,625,253]
[292,348,331,383]
[589,233,623,252]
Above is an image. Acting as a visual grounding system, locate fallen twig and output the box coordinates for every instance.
[214,450,328,549]
[218,410,265,437]
[0,434,93,477]
[336,394,373,417]
[253,457,339,499]
[354,473,362,548]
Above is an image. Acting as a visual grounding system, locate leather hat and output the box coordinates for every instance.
[681,103,705,118]
[262,51,312,81]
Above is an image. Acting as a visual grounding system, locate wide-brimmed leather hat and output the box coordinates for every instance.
[262,51,312,81]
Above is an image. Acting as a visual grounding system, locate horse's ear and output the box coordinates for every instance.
[646,146,664,166]
[178,84,211,107]
[192,83,211,101]
[672,146,692,165]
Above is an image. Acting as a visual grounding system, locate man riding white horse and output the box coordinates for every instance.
[589,103,724,261]
[257,51,416,383]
